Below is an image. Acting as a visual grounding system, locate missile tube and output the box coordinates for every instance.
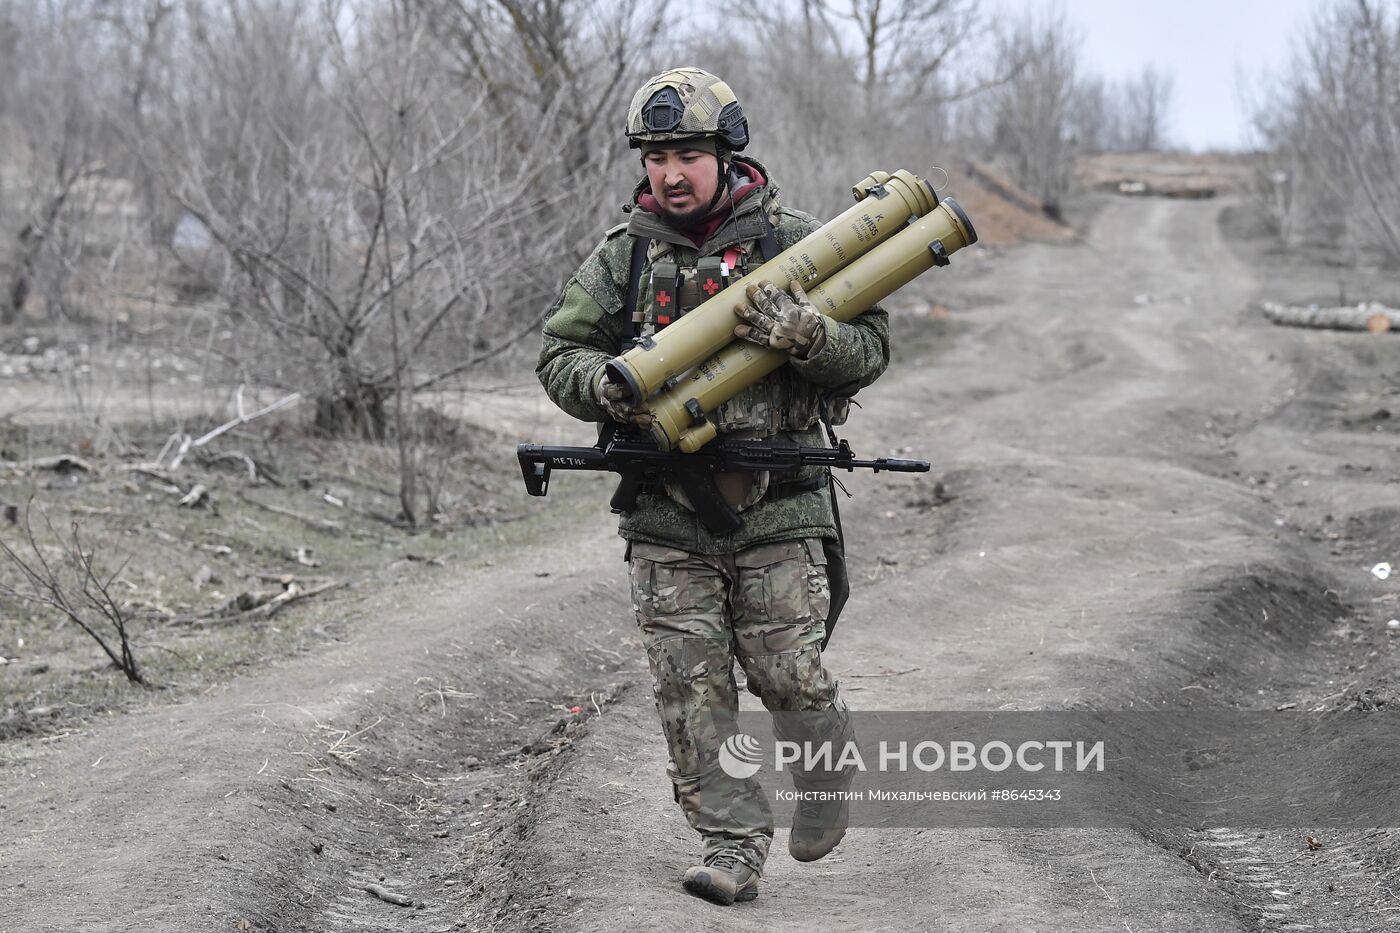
[650,197,978,452]
[604,170,940,403]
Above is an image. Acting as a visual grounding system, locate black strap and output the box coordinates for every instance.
[757,212,779,262]
[821,492,850,650]
[622,235,651,348]
[675,472,743,534]
[815,391,852,649]
[766,473,828,500]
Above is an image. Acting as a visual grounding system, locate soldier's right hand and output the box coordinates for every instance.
[595,370,654,429]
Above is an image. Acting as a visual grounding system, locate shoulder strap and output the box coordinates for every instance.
[757,212,780,262]
[622,235,651,349]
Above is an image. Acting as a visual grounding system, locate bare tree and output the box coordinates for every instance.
[981,10,1081,214]
[692,0,1014,219]
[0,0,115,323]
[804,0,996,109]
[1119,66,1173,151]
[420,0,668,219]
[116,0,667,522]
[1253,0,1400,261]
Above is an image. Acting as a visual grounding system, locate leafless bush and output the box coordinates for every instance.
[0,1,119,323]
[978,10,1080,213]
[1069,68,1174,155]
[1252,0,1400,262]
[695,1,1172,223]
[110,0,665,522]
[421,0,667,203]
[695,0,1004,218]
[1118,66,1174,152]
[0,505,143,684]
[0,0,1193,522]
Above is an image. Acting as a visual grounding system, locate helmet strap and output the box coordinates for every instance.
[705,158,730,213]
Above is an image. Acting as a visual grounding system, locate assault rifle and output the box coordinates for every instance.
[517,426,929,534]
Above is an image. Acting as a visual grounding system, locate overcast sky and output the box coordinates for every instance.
[994,0,1321,151]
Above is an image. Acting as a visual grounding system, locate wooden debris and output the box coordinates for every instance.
[10,454,96,474]
[237,494,342,533]
[203,451,261,483]
[1262,301,1400,332]
[363,883,413,907]
[163,390,302,471]
[127,465,181,492]
[194,390,301,448]
[1115,179,1216,199]
[250,579,342,618]
[178,484,211,509]
[191,576,343,625]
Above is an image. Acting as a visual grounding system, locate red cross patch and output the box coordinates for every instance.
[656,291,671,308]
[702,278,720,296]
[657,315,671,325]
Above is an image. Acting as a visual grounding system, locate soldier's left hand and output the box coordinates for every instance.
[733,280,828,359]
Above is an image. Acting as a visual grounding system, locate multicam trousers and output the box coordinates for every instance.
[627,537,855,874]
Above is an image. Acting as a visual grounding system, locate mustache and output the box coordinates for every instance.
[664,183,694,196]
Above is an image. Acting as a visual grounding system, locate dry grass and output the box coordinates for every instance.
[0,380,592,745]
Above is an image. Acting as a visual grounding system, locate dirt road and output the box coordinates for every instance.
[2,193,1397,932]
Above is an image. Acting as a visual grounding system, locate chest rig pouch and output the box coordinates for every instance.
[644,255,737,333]
[624,218,831,515]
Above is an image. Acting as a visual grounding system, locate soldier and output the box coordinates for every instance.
[536,67,889,905]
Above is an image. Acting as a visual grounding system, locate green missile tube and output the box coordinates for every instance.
[650,197,977,453]
[604,169,940,403]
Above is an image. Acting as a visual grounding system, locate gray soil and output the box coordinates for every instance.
[3,192,1399,932]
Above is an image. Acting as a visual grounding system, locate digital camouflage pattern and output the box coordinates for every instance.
[535,156,891,555]
[629,538,854,872]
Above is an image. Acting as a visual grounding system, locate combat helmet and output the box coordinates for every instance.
[626,67,749,153]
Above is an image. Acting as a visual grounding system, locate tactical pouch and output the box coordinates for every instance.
[695,255,728,302]
[648,261,681,329]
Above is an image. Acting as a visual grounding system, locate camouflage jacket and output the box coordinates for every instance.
[536,157,890,554]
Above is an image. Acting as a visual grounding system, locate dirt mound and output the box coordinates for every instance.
[1343,506,1400,562]
[1076,152,1258,198]
[953,160,1075,246]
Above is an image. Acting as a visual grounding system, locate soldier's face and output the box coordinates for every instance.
[644,148,722,226]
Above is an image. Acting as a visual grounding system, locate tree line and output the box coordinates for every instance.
[0,0,1173,523]
[1252,0,1400,266]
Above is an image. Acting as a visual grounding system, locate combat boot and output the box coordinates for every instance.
[788,794,849,861]
[681,852,759,905]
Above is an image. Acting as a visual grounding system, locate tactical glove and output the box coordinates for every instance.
[733,280,828,359]
[594,368,654,429]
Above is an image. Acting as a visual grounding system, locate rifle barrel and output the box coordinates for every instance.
[841,457,930,472]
